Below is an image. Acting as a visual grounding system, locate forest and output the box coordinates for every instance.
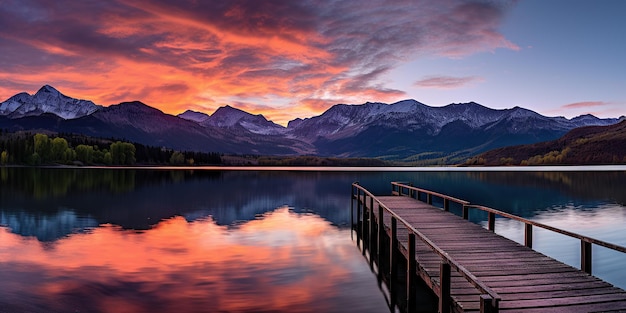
[0,130,222,166]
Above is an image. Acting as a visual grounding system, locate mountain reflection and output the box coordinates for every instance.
[2,167,626,242]
[0,210,98,241]
[0,207,387,313]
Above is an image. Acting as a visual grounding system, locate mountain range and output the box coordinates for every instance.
[0,85,623,162]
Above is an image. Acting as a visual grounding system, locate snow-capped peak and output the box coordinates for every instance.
[178,110,210,123]
[201,105,286,135]
[0,85,100,119]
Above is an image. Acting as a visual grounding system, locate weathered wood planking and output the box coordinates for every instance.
[359,194,626,312]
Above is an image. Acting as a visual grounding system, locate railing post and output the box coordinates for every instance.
[480,294,499,313]
[439,261,451,313]
[487,212,495,232]
[581,240,592,274]
[356,194,361,248]
[524,224,533,248]
[427,193,433,205]
[417,190,422,201]
[390,217,398,310]
[443,198,450,211]
[462,205,469,220]
[369,196,375,266]
[377,204,384,274]
[407,233,416,312]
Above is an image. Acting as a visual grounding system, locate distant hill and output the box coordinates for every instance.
[467,120,626,165]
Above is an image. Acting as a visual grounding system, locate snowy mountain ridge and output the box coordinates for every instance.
[285,100,618,141]
[0,85,100,119]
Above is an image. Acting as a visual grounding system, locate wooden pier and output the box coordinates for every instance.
[351,182,626,313]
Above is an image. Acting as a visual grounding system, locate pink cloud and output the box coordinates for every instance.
[561,101,608,109]
[414,76,485,89]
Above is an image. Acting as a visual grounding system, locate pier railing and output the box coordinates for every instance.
[353,182,501,313]
[391,182,626,275]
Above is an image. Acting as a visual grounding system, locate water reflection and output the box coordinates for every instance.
[0,207,387,313]
[0,209,98,240]
[1,167,625,306]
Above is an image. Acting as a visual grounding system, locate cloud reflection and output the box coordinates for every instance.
[0,207,386,313]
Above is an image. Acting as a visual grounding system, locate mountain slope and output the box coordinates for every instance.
[470,120,626,165]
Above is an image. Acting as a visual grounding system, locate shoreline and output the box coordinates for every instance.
[3,164,626,172]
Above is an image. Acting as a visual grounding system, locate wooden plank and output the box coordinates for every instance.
[492,280,619,294]
[499,293,626,309]
[498,300,626,312]
[497,287,626,301]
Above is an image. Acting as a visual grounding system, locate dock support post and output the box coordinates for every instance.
[407,233,416,312]
[480,294,498,313]
[581,240,592,274]
[524,224,533,248]
[350,186,354,241]
[439,262,451,313]
[390,217,398,310]
[487,212,495,232]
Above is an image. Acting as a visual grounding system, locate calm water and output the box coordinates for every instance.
[1,167,625,312]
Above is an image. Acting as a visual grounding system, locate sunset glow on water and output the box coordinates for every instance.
[0,208,387,313]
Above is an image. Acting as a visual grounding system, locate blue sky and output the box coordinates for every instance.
[397,0,626,119]
[0,0,624,125]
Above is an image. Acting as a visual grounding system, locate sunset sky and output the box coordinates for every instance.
[1,0,625,125]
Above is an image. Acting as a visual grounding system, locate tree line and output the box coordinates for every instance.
[0,130,222,166]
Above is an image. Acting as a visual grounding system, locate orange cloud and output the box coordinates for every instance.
[0,1,519,125]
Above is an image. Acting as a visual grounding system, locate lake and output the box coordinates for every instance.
[1,166,625,312]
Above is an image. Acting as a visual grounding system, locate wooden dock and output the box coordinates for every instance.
[351,182,626,313]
